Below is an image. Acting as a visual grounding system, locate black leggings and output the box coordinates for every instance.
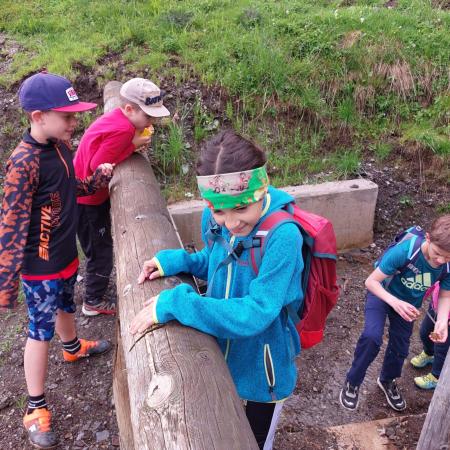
[245,401,277,449]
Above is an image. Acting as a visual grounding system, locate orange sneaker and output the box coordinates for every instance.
[63,338,111,362]
[23,408,58,449]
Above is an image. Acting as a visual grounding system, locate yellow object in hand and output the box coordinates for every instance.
[140,125,154,137]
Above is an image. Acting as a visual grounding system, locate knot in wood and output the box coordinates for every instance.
[146,374,173,408]
[196,351,212,365]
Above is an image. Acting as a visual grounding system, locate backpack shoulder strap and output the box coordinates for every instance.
[251,210,298,274]
[390,226,424,274]
[439,262,450,281]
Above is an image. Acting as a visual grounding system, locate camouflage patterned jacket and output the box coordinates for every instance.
[0,131,110,309]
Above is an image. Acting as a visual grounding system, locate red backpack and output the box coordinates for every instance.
[250,203,339,349]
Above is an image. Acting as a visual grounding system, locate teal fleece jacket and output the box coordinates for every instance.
[154,186,304,402]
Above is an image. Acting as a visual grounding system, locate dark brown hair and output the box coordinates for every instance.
[196,130,267,176]
[429,214,450,252]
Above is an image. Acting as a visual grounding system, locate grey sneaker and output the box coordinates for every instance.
[377,377,406,411]
[340,381,359,410]
[82,299,116,316]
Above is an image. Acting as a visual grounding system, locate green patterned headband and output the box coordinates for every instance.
[196,165,269,209]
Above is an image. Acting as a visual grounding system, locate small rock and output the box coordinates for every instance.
[76,431,85,441]
[112,435,120,447]
[0,397,13,411]
[96,430,110,443]
[92,421,101,431]
[385,427,395,438]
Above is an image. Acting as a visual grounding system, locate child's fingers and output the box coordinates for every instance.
[429,332,440,343]
[398,302,419,321]
[137,271,147,284]
[129,317,140,335]
[137,259,157,283]
[149,271,161,280]
[130,311,148,334]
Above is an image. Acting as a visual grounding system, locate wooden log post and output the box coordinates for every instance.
[417,350,450,449]
[107,82,258,450]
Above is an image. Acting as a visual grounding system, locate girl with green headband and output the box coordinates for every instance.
[130,130,304,449]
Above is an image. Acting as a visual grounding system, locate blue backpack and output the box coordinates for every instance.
[375,226,449,283]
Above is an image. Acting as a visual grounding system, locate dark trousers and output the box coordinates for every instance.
[346,292,414,386]
[246,401,277,449]
[420,305,450,378]
[77,200,113,304]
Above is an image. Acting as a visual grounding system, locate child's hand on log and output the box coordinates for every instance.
[430,320,448,343]
[129,296,158,335]
[137,258,162,284]
[97,163,115,177]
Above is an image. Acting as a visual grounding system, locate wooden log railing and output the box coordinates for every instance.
[106,82,258,450]
[417,349,450,449]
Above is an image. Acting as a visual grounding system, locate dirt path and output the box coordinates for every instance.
[0,160,445,449]
[0,51,447,448]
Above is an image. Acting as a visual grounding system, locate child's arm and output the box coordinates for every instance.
[130,222,303,339]
[89,130,150,170]
[365,268,420,321]
[431,289,450,343]
[137,209,214,283]
[76,163,114,197]
[137,246,211,283]
[0,148,39,309]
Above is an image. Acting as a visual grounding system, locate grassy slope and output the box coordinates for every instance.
[0,0,448,195]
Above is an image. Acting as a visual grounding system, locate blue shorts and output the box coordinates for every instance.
[22,273,77,341]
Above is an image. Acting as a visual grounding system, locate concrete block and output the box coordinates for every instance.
[168,179,378,252]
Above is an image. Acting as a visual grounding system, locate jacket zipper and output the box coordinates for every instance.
[55,145,70,178]
[224,236,235,361]
[264,344,276,400]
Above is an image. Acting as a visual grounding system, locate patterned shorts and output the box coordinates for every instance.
[22,273,77,341]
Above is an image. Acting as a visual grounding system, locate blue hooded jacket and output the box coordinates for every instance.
[154,186,304,402]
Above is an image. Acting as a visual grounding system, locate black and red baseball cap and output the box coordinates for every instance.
[19,72,97,112]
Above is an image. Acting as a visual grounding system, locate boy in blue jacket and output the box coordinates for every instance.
[130,130,304,449]
[340,215,450,412]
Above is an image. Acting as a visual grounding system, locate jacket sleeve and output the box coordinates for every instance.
[75,168,112,197]
[89,130,135,170]
[155,222,304,339]
[154,208,212,280]
[0,147,39,308]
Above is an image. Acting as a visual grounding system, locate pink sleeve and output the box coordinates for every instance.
[89,130,136,172]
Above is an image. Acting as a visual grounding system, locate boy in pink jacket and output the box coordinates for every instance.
[74,78,170,316]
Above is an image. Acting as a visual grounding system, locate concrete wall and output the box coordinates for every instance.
[168,179,378,252]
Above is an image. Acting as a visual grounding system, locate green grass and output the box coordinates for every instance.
[436,202,450,214]
[370,142,393,160]
[0,0,449,188]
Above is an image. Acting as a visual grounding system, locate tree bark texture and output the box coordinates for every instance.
[107,81,258,450]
